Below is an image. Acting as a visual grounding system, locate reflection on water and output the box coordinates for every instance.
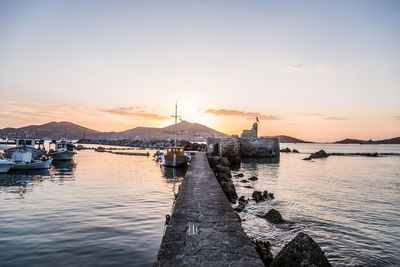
[234,145,400,266]
[161,165,187,179]
[0,149,182,267]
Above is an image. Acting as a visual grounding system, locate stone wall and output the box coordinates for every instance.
[240,137,280,158]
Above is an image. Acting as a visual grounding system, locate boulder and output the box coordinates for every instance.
[249,176,258,181]
[234,173,244,178]
[252,191,264,202]
[238,196,248,204]
[309,150,329,159]
[280,147,291,153]
[250,238,274,267]
[244,185,253,189]
[270,232,332,267]
[268,193,275,199]
[217,172,231,183]
[292,149,299,153]
[214,164,232,178]
[262,190,269,199]
[220,181,238,203]
[240,179,249,183]
[264,208,284,224]
[234,202,246,212]
[219,157,230,167]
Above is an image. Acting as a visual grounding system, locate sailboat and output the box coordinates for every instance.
[163,103,188,168]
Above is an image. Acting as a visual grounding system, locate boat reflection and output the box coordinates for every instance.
[161,165,186,179]
[52,160,76,176]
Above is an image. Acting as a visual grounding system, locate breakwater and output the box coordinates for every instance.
[155,153,264,266]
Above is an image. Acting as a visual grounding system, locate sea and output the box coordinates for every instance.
[0,143,399,266]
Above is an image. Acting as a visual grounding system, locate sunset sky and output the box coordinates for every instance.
[0,0,399,141]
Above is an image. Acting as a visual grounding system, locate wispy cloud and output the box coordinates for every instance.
[102,106,169,120]
[299,113,348,120]
[298,113,325,117]
[323,116,348,120]
[202,108,281,120]
[287,64,304,72]
[317,64,329,73]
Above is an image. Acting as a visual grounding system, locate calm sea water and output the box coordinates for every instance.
[0,148,184,267]
[234,143,400,266]
[0,144,399,266]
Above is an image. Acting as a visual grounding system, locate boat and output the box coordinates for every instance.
[0,154,14,173]
[4,138,46,159]
[48,138,76,161]
[11,149,53,170]
[163,103,189,168]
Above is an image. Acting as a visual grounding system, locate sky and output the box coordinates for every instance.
[0,0,399,141]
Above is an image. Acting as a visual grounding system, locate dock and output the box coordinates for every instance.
[155,152,263,266]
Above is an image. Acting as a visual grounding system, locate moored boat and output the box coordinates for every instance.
[48,138,76,161]
[4,138,46,159]
[163,103,189,168]
[0,154,14,173]
[11,149,52,170]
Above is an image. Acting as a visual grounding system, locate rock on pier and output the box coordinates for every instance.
[155,153,263,266]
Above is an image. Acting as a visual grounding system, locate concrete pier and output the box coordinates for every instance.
[155,153,263,266]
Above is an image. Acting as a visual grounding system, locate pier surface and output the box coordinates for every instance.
[155,153,263,266]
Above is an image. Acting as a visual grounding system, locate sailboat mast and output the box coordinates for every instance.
[174,102,177,147]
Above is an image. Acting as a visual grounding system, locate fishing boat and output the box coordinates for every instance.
[11,149,52,170]
[48,138,76,161]
[4,138,46,159]
[163,103,189,168]
[0,154,14,173]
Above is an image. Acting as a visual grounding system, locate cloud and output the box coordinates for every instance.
[298,113,325,117]
[102,106,169,120]
[202,108,281,120]
[323,116,348,120]
[394,115,400,120]
[317,64,329,73]
[287,64,304,72]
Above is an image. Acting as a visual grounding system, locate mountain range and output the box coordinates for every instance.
[0,121,399,144]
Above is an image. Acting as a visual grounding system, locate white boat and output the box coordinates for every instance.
[0,154,15,173]
[4,139,46,159]
[11,149,53,170]
[48,139,76,161]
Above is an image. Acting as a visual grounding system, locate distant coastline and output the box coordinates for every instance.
[0,121,399,144]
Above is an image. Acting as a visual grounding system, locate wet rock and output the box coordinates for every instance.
[249,176,258,181]
[214,164,232,178]
[264,209,284,224]
[270,232,332,267]
[280,147,291,153]
[220,181,238,203]
[244,185,253,189]
[252,191,264,202]
[250,238,274,267]
[217,172,231,183]
[303,157,312,161]
[309,150,329,159]
[235,173,244,178]
[240,179,249,183]
[292,149,299,153]
[75,145,84,150]
[234,202,246,212]
[268,193,275,199]
[262,190,269,199]
[238,196,248,204]
[220,157,230,167]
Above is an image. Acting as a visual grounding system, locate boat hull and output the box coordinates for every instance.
[4,147,46,159]
[49,151,76,161]
[0,162,14,173]
[12,159,53,170]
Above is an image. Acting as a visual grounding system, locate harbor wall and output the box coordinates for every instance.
[155,153,263,266]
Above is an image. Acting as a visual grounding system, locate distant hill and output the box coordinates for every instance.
[335,137,400,144]
[0,121,227,141]
[90,121,227,141]
[335,138,364,144]
[265,135,312,143]
[0,121,100,140]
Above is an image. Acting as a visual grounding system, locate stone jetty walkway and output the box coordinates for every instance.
[155,153,263,266]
